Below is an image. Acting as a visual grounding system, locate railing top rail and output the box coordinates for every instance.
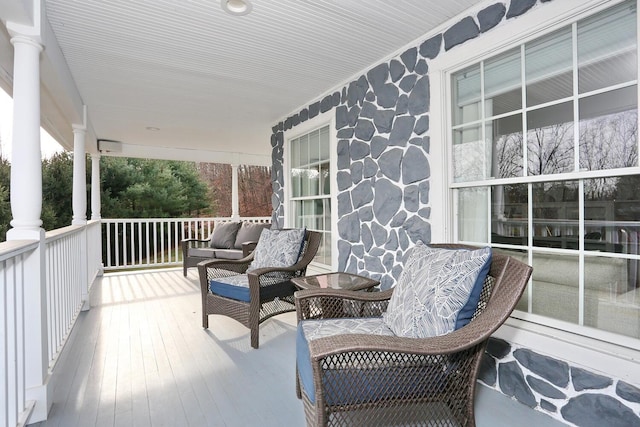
[100,217,272,223]
[45,224,86,243]
[0,239,39,262]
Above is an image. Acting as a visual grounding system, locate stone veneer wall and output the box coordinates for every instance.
[481,338,640,427]
[269,1,640,425]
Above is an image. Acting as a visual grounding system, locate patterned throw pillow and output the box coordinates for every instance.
[247,228,306,272]
[383,242,492,338]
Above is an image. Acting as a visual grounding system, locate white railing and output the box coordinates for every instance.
[0,240,39,427]
[45,225,86,365]
[101,216,271,271]
[1,221,103,427]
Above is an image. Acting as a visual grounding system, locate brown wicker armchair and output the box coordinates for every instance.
[198,229,322,349]
[295,244,532,427]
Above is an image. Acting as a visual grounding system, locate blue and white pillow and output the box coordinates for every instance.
[247,228,306,272]
[383,242,491,338]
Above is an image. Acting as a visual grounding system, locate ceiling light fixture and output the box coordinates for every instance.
[221,0,253,16]
[146,126,160,131]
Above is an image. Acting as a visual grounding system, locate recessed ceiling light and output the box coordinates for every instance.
[221,0,253,16]
[146,126,160,131]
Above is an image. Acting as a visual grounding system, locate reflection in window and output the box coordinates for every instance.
[457,187,488,243]
[450,1,640,340]
[289,125,332,266]
[527,102,574,175]
[579,87,638,171]
[490,114,523,179]
[526,27,573,106]
[491,184,528,246]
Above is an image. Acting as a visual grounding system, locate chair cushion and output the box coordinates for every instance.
[189,247,217,258]
[247,228,306,272]
[209,274,250,302]
[209,221,241,249]
[234,222,271,249]
[383,242,492,338]
[297,318,395,404]
[213,249,245,260]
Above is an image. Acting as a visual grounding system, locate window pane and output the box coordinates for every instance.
[300,134,309,167]
[292,200,303,228]
[453,124,489,182]
[291,168,302,197]
[452,64,481,125]
[492,184,528,246]
[320,161,330,195]
[457,187,488,243]
[485,48,522,116]
[526,27,573,106]
[584,256,640,339]
[320,126,330,161]
[309,129,320,163]
[579,86,638,170]
[531,252,579,323]
[585,176,640,255]
[291,138,300,168]
[303,200,315,230]
[489,114,524,179]
[578,1,637,93]
[527,102,574,175]
[324,199,331,231]
[532,181,579,248]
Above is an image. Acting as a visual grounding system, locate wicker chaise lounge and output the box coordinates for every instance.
[199,228,321,349]
[295,243,533,427]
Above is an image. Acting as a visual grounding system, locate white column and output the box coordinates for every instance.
[91,153,101,220]
[72,125,87,225]
[7,36,43,238]
[6,34,51,423]
[231,163,240,219]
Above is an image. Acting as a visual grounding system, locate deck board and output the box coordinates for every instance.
[33,268,565,427]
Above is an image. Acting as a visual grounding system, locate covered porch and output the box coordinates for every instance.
[2,0,640,426]
[33,268,562,427]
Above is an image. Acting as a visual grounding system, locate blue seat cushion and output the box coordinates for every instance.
[296,318,395,404]
[209,274,250,302]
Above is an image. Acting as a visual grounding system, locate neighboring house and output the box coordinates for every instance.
[270,0,640,425]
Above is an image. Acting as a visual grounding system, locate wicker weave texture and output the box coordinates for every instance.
[198,229,322,349]
[295,245,533,427]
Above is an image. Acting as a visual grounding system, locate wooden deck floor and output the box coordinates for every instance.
[33,268,565,427]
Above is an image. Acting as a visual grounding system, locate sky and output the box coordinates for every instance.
[0,88,65,160]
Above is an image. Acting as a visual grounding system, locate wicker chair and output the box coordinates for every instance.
[198,229,321,349]
[295,244,533,427]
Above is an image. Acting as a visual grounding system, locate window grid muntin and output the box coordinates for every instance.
[449,1,640,341]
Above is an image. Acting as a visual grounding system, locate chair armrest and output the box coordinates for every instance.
[182,238,210,254]
[241,241,258,257]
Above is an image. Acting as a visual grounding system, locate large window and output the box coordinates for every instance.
[450,1,640,342]
[289,125,332,266]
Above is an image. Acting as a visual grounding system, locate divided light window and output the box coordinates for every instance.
[289,125,331,266]
[450,1,640,342]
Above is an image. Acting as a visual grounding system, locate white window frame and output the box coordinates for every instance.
[283,110,338,273]
[430,0,640,383]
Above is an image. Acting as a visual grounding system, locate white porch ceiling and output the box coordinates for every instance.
[41,0,483,160]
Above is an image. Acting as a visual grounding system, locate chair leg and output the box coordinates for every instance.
[183,263,188,277]
[249,303,259,349]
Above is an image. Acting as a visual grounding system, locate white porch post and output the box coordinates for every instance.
[91,153,101,220]
[231,163,240,219]
[72,124,90,310]
[72,124,87,225]
[6,33,51,422]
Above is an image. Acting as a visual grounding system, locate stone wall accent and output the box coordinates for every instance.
[481,337,640,427]
[270,0,554,289]
[267,1,640,424]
